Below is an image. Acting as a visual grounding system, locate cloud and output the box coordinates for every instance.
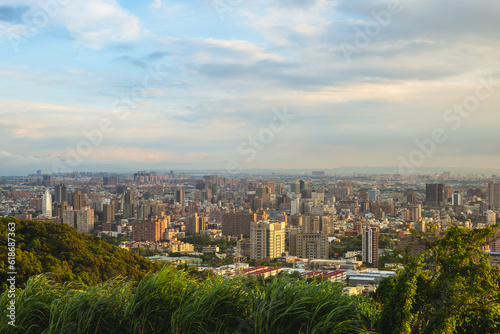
[0,0,141,49]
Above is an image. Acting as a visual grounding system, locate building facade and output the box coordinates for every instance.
[362,225,379,267]
[250,221,285,260]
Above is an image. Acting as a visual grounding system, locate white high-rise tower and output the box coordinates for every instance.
[42,189,52,218]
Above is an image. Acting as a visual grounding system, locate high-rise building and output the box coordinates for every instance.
[42,174,52,186]
[488,182,500,209]
[303,214,320,233]
[42,189,52,218]
[103,203,115,222]
[103,177,118,186]
[290,182,300,194]
[132,217,168,242]
[291,198,300,215]
[426,183,445,206]
[63,206,94,234]
[222,210,257,236]
[176,188,185,206]
[250,220,285,260]
[262,181,276,195]
[368,188,380,201]
[362,225,379,267]
[185,213,206,235]
[76,207,95,234]
[123,190,136,218]
[412,205,422,222]
[289,229,329,259]
[54,201,69,218]
[72,190,86,211]
[54,184,67,203]
[452,192,462,206]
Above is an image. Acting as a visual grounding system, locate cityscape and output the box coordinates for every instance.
[2,0,500,333]
[2,170,500,274]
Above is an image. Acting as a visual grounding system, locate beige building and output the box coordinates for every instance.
[62,206,95,234]
[488,182,500,209]
[185,213,206,235]
[303,214,320,233]
[250,220,285,260]
[289,228,329,259]
[487,210,497,225]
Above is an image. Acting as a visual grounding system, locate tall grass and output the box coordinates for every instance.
[171,276,252,333]
[2,267,377,334]
[46,278,132,334]
[0,274,64,334]
[251,277,369,334]
[125,266,196,334]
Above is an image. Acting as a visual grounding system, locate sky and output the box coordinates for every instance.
[1,0,500,176]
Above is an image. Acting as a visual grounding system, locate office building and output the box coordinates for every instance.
[42,189,52,218]
[290,182,300,194]
[176,188,185,206]
[123,190,136,218]
[362,225,379,267]
[250,220,285,260]
[368,188,380,201]
[426,184,445,206]
[452,192,462,206]
[54,184,67,203]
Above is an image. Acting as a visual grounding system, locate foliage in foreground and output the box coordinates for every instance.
[0,267,374,334]
[374,224,500,334]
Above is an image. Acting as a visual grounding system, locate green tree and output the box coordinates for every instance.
[374,224,500,333]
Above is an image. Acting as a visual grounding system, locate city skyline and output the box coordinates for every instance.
[1,0,500,176]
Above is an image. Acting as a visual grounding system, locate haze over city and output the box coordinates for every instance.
[1,0,500,175]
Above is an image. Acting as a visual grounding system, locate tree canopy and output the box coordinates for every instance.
[374,223,500,333]
[0,218,162,293]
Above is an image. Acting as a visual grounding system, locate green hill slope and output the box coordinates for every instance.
[0,218,161,293]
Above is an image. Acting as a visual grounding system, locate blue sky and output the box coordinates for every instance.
[1,0,500,175]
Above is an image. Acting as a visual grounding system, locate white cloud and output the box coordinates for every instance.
[57,0,140,49]
[0,0,141,49]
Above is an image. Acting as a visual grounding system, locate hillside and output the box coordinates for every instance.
[0,218,162,293]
